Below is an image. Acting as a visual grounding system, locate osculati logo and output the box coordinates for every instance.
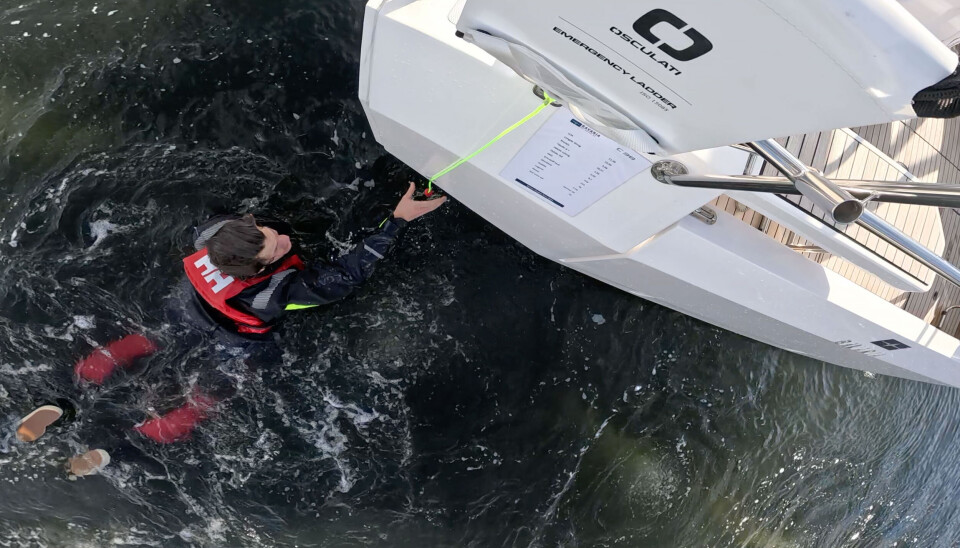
[632,8,713,62]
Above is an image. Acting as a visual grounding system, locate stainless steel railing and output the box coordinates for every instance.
[650,138,960,288]
[748,140,864,224]
[661,174,960,208]
[856,209,960,287]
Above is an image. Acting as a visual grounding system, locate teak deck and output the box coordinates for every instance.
[710,117,960,337]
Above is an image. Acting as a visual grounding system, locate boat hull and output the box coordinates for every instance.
[360,0,960,387]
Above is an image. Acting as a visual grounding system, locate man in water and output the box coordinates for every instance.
[180,182,444,341]
[16,182,446,476]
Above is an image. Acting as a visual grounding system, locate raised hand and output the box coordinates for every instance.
[392,182,447,221]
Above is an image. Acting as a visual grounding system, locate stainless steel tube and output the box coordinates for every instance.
[662,174,797,193]
[749,140,864,223]
[856,209,960,288]
[835,180,960,208]
[656,171,960,287]
[745,140,804,177]
[663,174,960,208]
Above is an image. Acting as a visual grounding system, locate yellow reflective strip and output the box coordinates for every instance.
[285,303,320,311]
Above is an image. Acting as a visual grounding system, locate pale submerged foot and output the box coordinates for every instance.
[67,449,111,477]
[16,405,64,442]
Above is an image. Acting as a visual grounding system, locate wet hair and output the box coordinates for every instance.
[206,214,267,278]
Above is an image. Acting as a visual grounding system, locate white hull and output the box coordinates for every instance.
[360,0,960,387]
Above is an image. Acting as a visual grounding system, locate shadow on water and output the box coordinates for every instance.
[3,0,960,547]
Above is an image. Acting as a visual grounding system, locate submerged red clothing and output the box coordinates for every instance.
[133,394,218,443]
[74,334,159,384]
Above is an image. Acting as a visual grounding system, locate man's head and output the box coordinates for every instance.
[206,215,292,278]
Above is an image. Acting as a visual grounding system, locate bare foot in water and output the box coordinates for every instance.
[16,405,63,442]
[68,449,111,477]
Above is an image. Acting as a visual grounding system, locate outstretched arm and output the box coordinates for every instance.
[284,182,447,308]
[392,182,447,222]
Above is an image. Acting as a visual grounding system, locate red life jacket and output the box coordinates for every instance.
[183,249,305,334]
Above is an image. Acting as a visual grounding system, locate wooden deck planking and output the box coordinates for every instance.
[840,117,960,334]
[838,140,871,280]
[859,144,884,260]
[720,114,960,335]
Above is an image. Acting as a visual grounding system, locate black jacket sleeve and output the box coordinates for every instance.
[290,217,407,304]
[232,217,407,323]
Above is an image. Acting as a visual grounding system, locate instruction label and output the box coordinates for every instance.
[500,109,651,216]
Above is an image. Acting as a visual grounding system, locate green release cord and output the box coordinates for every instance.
[310,96,555,309]
[379,92,554,229]
[424,92,554,195]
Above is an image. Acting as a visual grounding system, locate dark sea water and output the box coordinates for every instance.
[2,1,960,547]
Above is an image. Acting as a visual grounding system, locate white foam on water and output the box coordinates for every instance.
[323,393,379,427]
[73,315,96,329]
[87,219,120,249]
[43,325,74,341]
[295,400,361,493]
[210,428,282,489]
[109,532,162,546]
[7,221,25,248]
[367,370,401,387]
[204,518,227,543]
[0,362,53,376]
[324,230,356,255]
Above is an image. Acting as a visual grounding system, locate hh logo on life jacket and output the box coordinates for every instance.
[632,9,713,62]
[194,254,234,294]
